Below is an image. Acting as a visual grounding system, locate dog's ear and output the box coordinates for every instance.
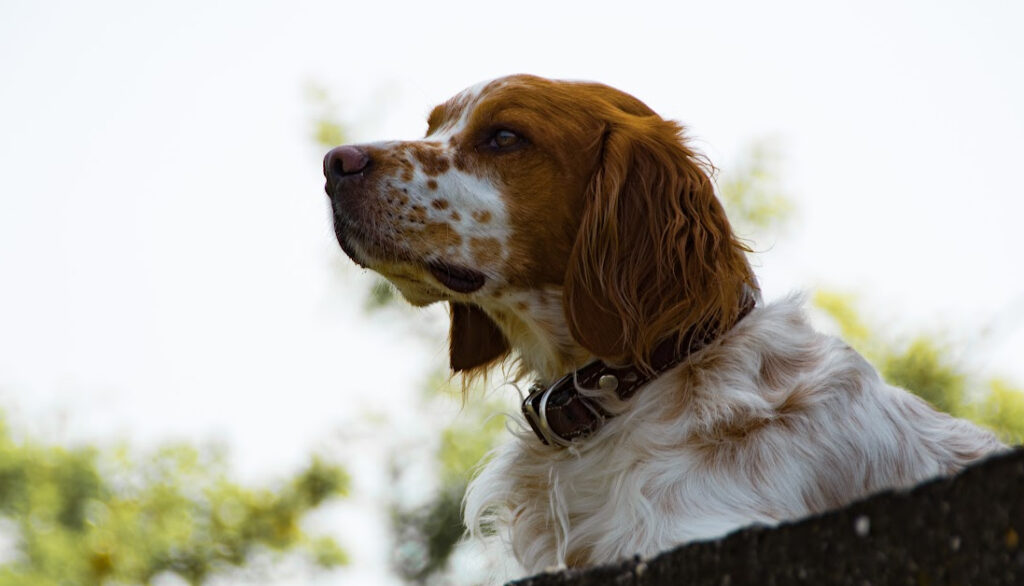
[449,302,510,373]
[563,114,756,368]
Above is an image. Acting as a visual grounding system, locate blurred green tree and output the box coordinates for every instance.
[0,87,363,586]
[388,375,507,584]
[0,416,348,585]
[814,290,1024,445]
[307,83,348,149]
[717,138,794,236]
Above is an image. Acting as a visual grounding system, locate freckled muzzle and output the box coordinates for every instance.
[322,143,489,296]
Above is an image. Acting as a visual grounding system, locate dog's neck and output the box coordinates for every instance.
[476,287,591,383]
[478,285,758,386]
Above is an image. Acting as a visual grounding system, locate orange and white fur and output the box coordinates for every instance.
[322,75,1004,575]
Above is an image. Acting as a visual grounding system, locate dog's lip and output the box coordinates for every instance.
[426,261,486,294]
[331,216,369,268]
[332,209,484,294]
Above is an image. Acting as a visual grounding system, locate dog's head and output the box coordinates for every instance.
[323,75,755,379]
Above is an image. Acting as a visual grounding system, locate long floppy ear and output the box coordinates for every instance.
[449,302,510,373]
[563,115,756,368]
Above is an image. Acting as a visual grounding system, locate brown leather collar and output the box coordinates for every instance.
[522,294,756,447]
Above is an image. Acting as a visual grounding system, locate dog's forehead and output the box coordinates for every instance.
[426,75,653,142]
[428,78,500,137]
[428,75,555,137]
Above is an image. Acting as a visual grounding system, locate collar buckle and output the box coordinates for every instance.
[521,378,604,447]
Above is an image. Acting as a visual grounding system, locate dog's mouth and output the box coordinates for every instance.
[427,261,486,294]
[332,208,486,295]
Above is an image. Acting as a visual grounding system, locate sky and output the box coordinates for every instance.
[1,0,1023,583]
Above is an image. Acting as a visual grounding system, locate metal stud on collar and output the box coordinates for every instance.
[598,374,619,392]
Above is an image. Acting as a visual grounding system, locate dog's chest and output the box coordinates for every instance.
[490,377,811,571]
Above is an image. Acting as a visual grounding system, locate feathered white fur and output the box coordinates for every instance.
[465,296,1004,574]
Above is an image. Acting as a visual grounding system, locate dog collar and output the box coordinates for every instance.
[522,294,756,447]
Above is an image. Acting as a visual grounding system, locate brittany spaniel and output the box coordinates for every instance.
[322,75,1004,575]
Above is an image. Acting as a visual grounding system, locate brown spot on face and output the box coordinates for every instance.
[470,237,502,265]
[453,150,471,172]
[410,144,451,176]
[386,187,405,204]
[411,205,427,221]
[515,301,529,311]
[450,211,461,221]
[427,179,438,190]
[471,210,492,223]
[419,222,461,247]
[431,198,448,210]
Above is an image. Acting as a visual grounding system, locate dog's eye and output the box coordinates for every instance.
[488,129,522,150]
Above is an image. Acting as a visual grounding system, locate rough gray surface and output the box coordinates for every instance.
[511,447,1024,586]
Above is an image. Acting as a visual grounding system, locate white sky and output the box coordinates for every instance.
[2,1,1023,583]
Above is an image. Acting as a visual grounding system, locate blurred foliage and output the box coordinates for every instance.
[306,83,348,148]
[391,481,463,584]
[0,416,348,585]
[883,338,966,415]
[812,290,872,349]
[366,279,398,312]
[814,291,1024,445]
[718,139,794,237]
[389,374,508,585]
[973,380,1024,445]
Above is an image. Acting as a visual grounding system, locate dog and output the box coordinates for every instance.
[322,74,1005,575]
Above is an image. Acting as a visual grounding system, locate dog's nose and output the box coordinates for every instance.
[324,145,370,186]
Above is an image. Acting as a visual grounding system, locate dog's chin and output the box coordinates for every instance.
[332,221,416,274]
[331,219,489,301]
[356,260,457,306]
[391,282,445,307]
[332,219,371,269]
[334,234,367,269]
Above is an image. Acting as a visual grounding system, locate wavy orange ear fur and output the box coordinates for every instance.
[449,302,510,374]
[563,113,756,368]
